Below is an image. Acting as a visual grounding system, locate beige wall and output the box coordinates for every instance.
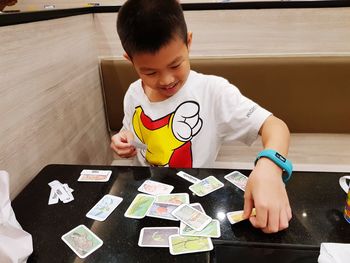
[0,14,113,199]
[95,8,350,57]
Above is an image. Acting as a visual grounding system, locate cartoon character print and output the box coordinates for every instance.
[132,101,202,168]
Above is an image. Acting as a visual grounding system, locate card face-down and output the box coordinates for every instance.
[189,176,224,197]
[61,225,103,258]
[78,169,112,182]
[86,194,123,221]
[124,194,155,219]
[226,208,256,224]
[224,171,248,191]
[168,234,213,255]
[138,227,179,247]
[138,180,174,195]
[172,204,212,231]
[176,171,201,184]
[155,193,189,205]
[147,202,179,221]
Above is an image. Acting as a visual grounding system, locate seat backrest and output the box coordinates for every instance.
[100,56,350,133]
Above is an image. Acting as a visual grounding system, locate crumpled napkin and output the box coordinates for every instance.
[318,242,350,263]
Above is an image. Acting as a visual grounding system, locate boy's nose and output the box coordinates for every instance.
[159,73,175,86]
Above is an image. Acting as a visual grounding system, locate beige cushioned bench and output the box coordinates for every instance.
[100,56,350,172]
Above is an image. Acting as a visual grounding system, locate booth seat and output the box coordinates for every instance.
[99,56,350,172]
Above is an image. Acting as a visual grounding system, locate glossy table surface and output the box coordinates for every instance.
[12,164,350,262]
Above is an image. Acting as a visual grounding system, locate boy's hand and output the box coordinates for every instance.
[243,158,292,233]
[110,130,137,158]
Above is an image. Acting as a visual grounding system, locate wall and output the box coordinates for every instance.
[95,7,350,57]
[0,14,112,199]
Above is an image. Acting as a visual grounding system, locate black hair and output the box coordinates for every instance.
[117,0,188,58]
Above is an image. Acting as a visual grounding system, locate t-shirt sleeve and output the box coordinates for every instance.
[213,77,272,145]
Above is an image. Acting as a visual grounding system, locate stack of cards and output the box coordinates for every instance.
[224,171,248,191]
[78,169,112,182]
[48,180,74,205]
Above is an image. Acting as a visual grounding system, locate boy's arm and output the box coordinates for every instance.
[243,115,292,233]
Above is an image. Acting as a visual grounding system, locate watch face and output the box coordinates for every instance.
[275,152,286,162]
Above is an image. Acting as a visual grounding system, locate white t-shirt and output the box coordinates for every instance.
[122,70,271,168]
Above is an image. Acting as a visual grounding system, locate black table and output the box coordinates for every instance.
[12,164,350,262]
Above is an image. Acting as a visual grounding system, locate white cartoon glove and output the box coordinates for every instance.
[172,101,203,142]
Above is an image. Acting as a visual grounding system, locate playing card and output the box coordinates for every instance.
[124,194,155,219]
[78,169,112,182]
[130,140,147,150]
[48,180,74,203]
[180,219,221,238]
[176,171,201,184]
[224,171,248,191]
[168,234,213,255]
[138,180,174,195]
[190,203,205,213]
[155,193,189,205]
[138,227,179,247]
[189,176,224,197]
[172,204,212,231]
[48,188,59,205]
[86,194,123,221]
[146,202,179,221]
[61,225,103,258]
[226,208,256,224]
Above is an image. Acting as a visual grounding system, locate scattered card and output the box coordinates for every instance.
[176,171,201,184]
[48,180,74,204]
[224,171,248,191]
[155,193,189,205]
[189,176,224,197]
[124,194,155,219]
[138,227,179,247]
[168,234,213,255]
[78,169,112,182]
[130,140,147,150]
[138,180,174,195]
[86,194,123,221]
[146,202,179,221]
[226,208,256,224]
[190,203,205,214]
[180,219,221,238]
[172,204,212,231]
[61,225,103,258]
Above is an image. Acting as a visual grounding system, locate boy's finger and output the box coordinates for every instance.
[243,196,253,219]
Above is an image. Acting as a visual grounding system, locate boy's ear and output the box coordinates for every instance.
[187,31,193,50]
[123,53,132,62]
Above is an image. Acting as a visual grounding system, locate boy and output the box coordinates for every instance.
[111,0,292,233]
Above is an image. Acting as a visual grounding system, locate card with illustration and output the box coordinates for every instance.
[61,225,103,258]
[138,227,179,247]
[155,193,189,205]
[189,176,224,197]
[124,194,155,219]
[78,169,112,182]
[224,171,248,191]
[147,202,179,221]
[180,219,221,238]
[226,208,256,224]
[168,234,213,255]
[138,180,174,196]
[86,194,123,221]
[172,204,212,231]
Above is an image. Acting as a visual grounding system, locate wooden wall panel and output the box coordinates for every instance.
[0,14,112,199]
[95,8,350,57]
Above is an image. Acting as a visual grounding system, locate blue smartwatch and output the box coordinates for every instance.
[255,149,293,183]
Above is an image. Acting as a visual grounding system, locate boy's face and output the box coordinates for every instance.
[127,33,192,102]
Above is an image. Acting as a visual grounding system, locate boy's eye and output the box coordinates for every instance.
[144,72,156,76]
[171,63,181,69]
